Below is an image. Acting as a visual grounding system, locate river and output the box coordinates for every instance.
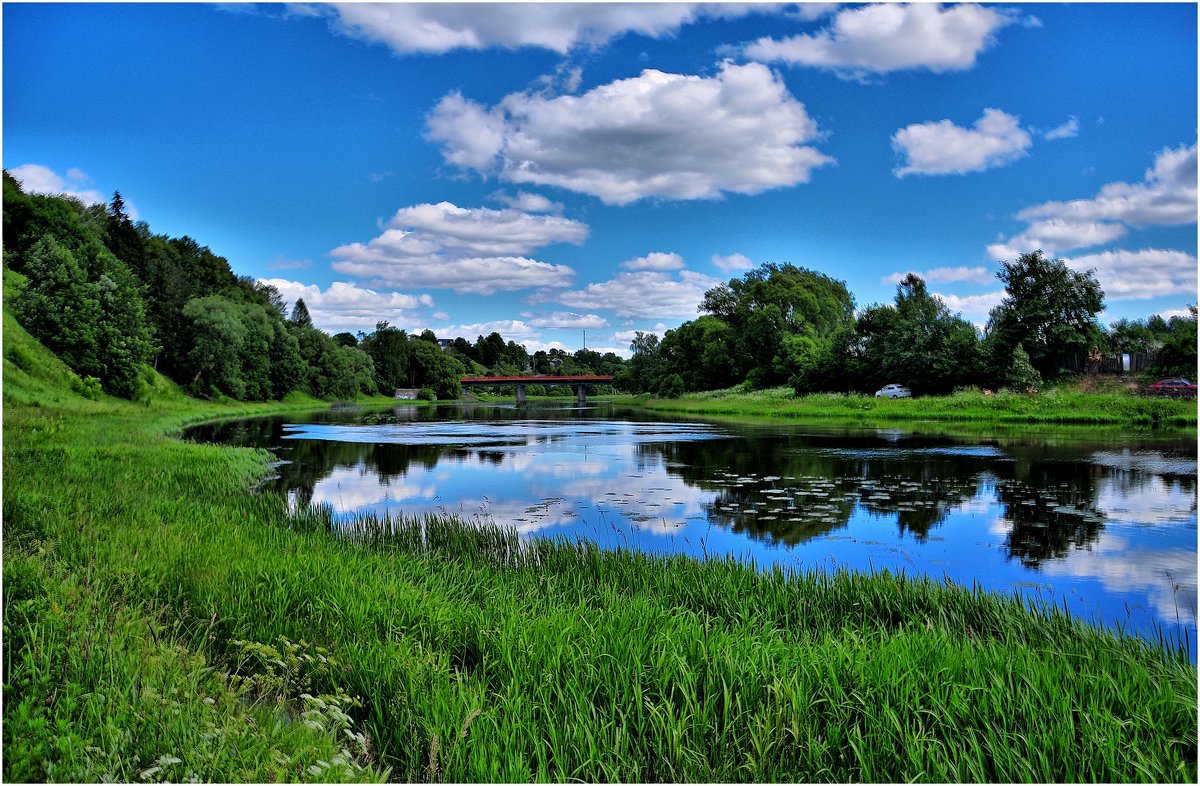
[190,402,1198,660]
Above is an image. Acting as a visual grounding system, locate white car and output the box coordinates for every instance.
[875,384,911,399]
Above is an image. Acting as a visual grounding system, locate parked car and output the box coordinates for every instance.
[1146,378,1197,397]
[875,383,912,399]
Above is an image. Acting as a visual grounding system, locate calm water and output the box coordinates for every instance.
[191,403,1198,659]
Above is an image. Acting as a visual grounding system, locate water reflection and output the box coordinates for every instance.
[190,403,1198,658]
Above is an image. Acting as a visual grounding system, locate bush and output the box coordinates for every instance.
[657,373,685,398]
[69,374,103,400]
[417,387,436,401]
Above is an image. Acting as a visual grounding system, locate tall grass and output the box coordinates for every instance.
[627,384,1198,427]
[4,305,1197,781]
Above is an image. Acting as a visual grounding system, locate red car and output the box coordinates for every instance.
[1146,378,1197,396]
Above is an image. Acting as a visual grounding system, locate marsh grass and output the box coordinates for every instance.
[4,304,1197,782]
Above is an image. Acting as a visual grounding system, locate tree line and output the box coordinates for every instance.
[617,257,1196,397]
[2,173,626,402]
[4,170,1193,403]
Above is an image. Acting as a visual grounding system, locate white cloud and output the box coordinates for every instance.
[329,201,585,295]
[1155,307,1196,321]
[931,290,1005,319]
[893,108,1032,177]
[620,252,685,272]
[332,254,576,296]
[258,278,434,332]
[1016,143,1197,228]
[518,339,570,354]
[614,325,670,345]
[988,144,1197,260]
[1064,249,1198,301]
[743,3,1018,79]
[523,312,610,329]
[489,190,563,214]
[385,201,587,256]
[986,218,1129,261]
[712,252,754,273]
[312,2,769,55]
[1044,116,1079,141]
[883,266,994,286]
[450,319,541,338]
[427,61,833,205]
[9,163,110,211]
[550,270,720,319]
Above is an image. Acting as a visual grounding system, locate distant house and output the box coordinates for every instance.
[394,388,420,399]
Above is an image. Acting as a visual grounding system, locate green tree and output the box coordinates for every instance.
[854,274,983,394]
[1153,307,1198,378]
[406,338,464,399]
[182,295,249,398]
[360,322,410,394]
[701,263,855,390]
[289,297,314,329]
[985,250,1105,380]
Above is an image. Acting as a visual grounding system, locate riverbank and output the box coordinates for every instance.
[4,326,1197,781]
[615,383,1198,428]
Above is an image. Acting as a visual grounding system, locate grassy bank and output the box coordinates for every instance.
[621,383,1198,428]
[4,319,1197,781]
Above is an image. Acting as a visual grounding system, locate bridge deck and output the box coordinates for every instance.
[460,375,613,384]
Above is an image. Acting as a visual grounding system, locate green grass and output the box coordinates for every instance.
[4,310,1197,782]
[623,383,1198,428]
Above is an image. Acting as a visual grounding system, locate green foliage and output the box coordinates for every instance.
[359,322,409,394]
[1152,307,1198,378]
[12,234,153,398]
[700,263,856,391]
[418,387,437,401]
[1003,344,1043,393]
[70,374,103,400]
[986,250,1105,380]
[657,373,685,398]
[852,274,984,394]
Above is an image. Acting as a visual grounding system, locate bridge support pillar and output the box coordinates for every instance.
[575,384,587,406]
[516,383,526,405]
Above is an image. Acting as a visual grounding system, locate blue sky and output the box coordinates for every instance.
[4,2,1196,355]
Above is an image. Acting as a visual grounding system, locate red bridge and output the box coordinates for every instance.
[460,375,614,404]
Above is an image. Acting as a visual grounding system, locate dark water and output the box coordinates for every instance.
[191,403,1198,660]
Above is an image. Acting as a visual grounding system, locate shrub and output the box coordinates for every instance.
[417,387,437,401]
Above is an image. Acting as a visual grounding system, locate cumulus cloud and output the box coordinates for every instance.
[986,218,1129,261]
[988,143,1197,260]
[329,201,585,295]
[489,190,564,214]
[620,252,685,271]
[742,3,1018,79]
[9,163,113,212]
[711,252,754,273]
[259,278,434,332]
[1044,116,1079,141]
[882,266,995,286]
[1016,143,1197,228]
[550,269,720,319]
[426,61,833,205]
[931,290,1006,319]
[523,311,610,329]
[1064,249,1198,301]
[310,2,768,55]
[893,108,1032,177]
[450,319,542,338]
